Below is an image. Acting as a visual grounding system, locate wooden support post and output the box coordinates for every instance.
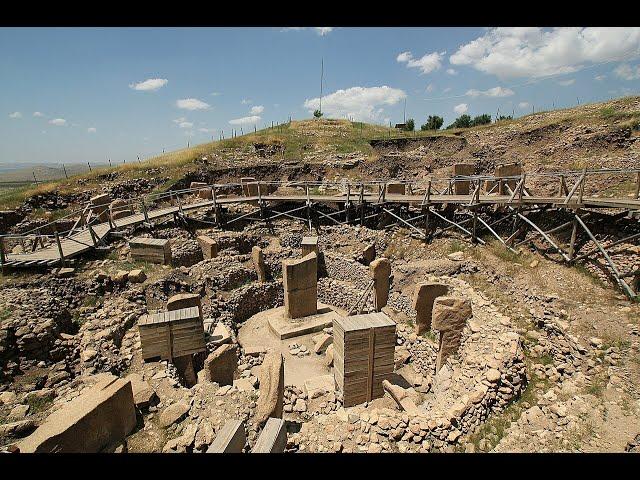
[141,199,150,224]
[360,183,365,226]
[54,229,65,266]
[175,192,184,216]
[518,174,526,204]
[88,225,98,247]
[472,208,478,243]
[0,236,5,274]
[305,184,312,232]
[577,168,586,205]
[346,184,351,223]
[635,172,639,200]
[568,213,579,261]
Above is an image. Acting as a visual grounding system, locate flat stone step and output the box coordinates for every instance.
[268,305,338,340]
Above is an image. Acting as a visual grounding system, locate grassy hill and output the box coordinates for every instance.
[1,95,639,210]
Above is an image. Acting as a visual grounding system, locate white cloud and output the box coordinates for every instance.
[229,115,261,125]
[614,63,640,80]
[282,27,333,36]
[450,27,640,79]
[178,121,193,129]
[303,85,406,122]
[443,87,452,93]
[250,105,264,115]
[446,68,458,75]
[518,102,530,109]
[176,98,210,110]
[87,127,96,133]
[426,83,435,93]
[33,111,44,117]
[454,103,468,114]
[594,74,607,81]
[557,79,575,86]
[8,111,22,119]
[210,92,221,96]
[198,127,215,133]
[465,86,515,97]
[184,130,195,137]
[49,118,67,126]
[397,51,444,74]
[241,98,252,105]
[129,78,168,91]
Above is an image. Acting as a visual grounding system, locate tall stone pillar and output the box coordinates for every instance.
[412,282,449,335]
[369,258,391,312]
[432,296,472,371]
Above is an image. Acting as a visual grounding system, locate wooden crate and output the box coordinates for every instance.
[333,312,396,407]
[138,306,205,361]
[129,237,172,265]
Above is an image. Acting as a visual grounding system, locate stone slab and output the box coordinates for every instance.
[251,418,287,453]
[268,306,338,340]
[207,419,246,453]
[17,376,136,453]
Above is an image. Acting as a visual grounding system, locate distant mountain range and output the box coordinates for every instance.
[0,162,108,183]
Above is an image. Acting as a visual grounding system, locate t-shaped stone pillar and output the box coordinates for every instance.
[283,252,318,319]
[251,246,267,282]
[412,282,449,335]
[369,258,391,312]
[432,296,472,372]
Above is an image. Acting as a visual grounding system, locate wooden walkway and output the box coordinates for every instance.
[2,189,640,268]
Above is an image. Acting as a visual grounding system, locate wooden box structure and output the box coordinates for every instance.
[333,312,396,407]
[301,236,319,256]
[138,307,206,361]
[129,237,172,265]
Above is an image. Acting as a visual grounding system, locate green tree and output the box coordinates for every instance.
[471,114,492,126]
[496,115,513,121]
[313,109,323,118]
[447,114,472,129]
[421,115,444,131]
[404,118,415,131]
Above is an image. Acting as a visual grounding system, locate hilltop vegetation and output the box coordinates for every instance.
[1,95,639,210]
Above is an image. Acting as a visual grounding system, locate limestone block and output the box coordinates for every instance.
[412,282,449,335]
[197,235,218,259]
[190,182,212,200]
[110,199,132,220]
[485,162,522,194]
[128,269,146,283]
[385,182,406,195]
[199,344,238,387]
[251,246,266,282]
[207,419,246,453]
[125,373,157,410]
[432,296,473,371]
[382,379,421,415]
[301,236,319,256]
[283,252,318,319]
[369,257,391,311]
[251,417,287,453]
[362,243,376,265]
[167,293,202,319]
[240,177,256,196]
[18,376,136,453]
[255,352,284,426]
[90,193,112,222]
[453,163,474,195]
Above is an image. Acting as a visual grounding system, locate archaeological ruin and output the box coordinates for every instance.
[1,106,640,455]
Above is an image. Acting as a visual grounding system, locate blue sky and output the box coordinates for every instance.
[1,27,639,165]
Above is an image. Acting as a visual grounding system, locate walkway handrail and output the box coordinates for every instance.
[2,166,639,247]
